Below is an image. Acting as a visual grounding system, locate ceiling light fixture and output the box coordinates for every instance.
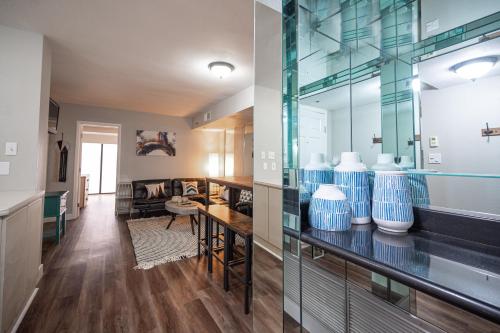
[450,56,497,80]
[208,61,235,79]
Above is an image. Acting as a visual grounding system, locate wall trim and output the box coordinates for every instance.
[9,288,38,333]
[254,237,283,261]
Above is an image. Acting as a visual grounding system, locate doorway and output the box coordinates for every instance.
[75,123,120,214]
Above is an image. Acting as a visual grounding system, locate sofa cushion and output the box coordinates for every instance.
[145,183,162,199]
[132,179,172,200]
[182,181,199,196]
[172,178,206,197]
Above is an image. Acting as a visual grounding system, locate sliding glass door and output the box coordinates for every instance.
[81,143,117,194]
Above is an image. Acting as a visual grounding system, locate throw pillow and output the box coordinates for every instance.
[239,189,253,203]
[145,183,161,199]
[219,186,229,201]
[182,181,199,196]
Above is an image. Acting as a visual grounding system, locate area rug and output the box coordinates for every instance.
[127,216,202,270]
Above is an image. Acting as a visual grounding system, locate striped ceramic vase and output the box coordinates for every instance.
[372,171,414,233]
[308,184,351,231]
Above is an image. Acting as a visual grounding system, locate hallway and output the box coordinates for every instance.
[19,194,253,333]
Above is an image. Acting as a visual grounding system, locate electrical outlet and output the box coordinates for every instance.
[261,151,266,159]
[5,142,17,156]
[268,151,275,160]
[263,162,268,170]
[271,162,277,171]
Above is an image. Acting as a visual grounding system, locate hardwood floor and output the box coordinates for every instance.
[19,194,262,333]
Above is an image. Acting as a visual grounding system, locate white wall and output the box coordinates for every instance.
[421,0,500,39]
[46,103,224,215]
[191,86,254,129]
[0,25,51,192]
[254,2,282,186]
[420,75,500,215]
[352,102,381,167]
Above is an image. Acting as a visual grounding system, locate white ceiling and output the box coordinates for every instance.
[0,0,254,117]
[418,37,500,89]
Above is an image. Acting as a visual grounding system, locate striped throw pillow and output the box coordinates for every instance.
[182,181,199,196]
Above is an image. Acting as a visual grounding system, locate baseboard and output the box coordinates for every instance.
[254,236,283,261]
[9,288,38,333]
[37,264,44,284]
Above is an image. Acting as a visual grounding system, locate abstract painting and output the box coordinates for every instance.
[136,130,176,156]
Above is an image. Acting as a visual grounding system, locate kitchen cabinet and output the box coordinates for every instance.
[0,194,43,333]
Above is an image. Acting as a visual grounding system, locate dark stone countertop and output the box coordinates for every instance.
[286,223,500,324]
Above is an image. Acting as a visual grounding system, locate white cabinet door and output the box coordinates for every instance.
[253,184,269,240]
[3,207,28,333]
[268,187,282,249]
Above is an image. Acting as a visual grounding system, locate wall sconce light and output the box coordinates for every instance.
[208,153,219,177]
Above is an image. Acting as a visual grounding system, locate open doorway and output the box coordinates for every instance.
[74,122,120,215]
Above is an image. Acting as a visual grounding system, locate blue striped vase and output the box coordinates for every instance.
[350,224,373,257]
[372,171,414,233]
[373,230,430,277]
[334,170,371,224]
[308,184,351,231]
[303,169,334,194]
[407,171,430,207]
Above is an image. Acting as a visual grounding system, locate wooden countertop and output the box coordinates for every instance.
[206,176,253,191]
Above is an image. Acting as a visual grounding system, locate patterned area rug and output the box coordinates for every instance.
[127,216,202,270]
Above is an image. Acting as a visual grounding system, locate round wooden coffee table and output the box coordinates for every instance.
[165,200,203,234]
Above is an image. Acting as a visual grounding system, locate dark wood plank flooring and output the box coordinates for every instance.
[19,194,261,333]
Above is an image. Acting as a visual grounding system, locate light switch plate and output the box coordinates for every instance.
[0,161,10,175]
[263,162,268,170]
[429,136,439,148]
[271,162,277,171]
[428,153,442,164]
[268,151,275,160]
[261,151,266,159]
[5,142,17,156]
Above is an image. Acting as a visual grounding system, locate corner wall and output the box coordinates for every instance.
[0,25,51,192]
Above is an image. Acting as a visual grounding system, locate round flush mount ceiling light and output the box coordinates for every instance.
[208,61,235,79]
[450,56,497,80]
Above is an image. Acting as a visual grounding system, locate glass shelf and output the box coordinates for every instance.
[407,170,500,179]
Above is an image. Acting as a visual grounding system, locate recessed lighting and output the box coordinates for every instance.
[450,56,497,80]
[208,61,235,79]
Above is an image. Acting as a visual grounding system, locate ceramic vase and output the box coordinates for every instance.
[372,171,414,232]
[335,152,371,225]
[398,155,414,170]
[407,170,431,207]
[303,153,334,194]
[350,224,373,257]
[369,153,401,199]
[308,184,351,231]
[373,230,429,276]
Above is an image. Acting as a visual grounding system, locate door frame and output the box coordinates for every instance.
[73,121,122,219]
